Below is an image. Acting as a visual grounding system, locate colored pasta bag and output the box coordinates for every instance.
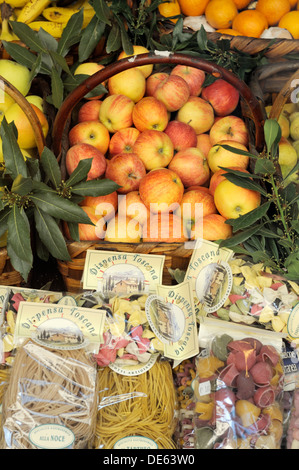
[193,317,285,449]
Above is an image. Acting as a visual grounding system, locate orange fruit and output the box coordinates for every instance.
[158,0,181,23]
[231,0,251,8]
[256,0,291,26]
[216,28,243,35]
[279,11,299,38]
[178,0,210,16]
[205,0,238,29]
[232,10,268,37]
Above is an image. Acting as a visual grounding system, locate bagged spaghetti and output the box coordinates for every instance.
[94,359,178,449]
[193,317,285,449]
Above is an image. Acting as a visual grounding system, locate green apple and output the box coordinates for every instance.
[266,105,290,138]
[292,139,299,157]
[279,137,298,167]
[26,95,44,112]
[282,103,297,119]
[0,59,31,96]
[289,111,299,123]
[290,117,299,141]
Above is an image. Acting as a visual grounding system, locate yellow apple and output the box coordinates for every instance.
[4,102,49,149]
[214,179,261,219]
[278,137,298,168]
[290,116,299,141]
[265,106,290,138]
[26,95,44,112]
[99,94,135,133]
[108,68,146,103]
[0,59,31,97]
[74,62,106,99]
[176,96,214,134]
[207,140,249,173]
[117,45,153,78]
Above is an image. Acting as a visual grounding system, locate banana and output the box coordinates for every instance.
[28,20,65,37]
[0,18,18,41]
[42,5,95,28]
[0,0,27,8]
[17,0,51,24]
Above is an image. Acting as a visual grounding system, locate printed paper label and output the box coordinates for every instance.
[29,424,75,449]
[114,436,158,449]
[109,353,158,377]
[287,303,299,339]
[146,281,199,361]
[82,250,165,294]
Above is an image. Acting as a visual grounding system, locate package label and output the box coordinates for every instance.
[184,239,233,318]
[82,250,165,293]
[146,281,199,361]
[114,436,158,449]
[109,353,158,377]
[29,424,75,449]
[287,303,299,339]
[14,301,106,353]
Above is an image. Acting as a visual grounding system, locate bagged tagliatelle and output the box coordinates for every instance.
[193,317,285,449]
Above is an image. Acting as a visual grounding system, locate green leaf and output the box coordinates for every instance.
[254,158,276,175]
[0,206,11,237]
[226,202,271,232]
[34,207,71,261]
[65,221,80,241]
[71,178,120,197]
[10,21,47,54]
[92,0,112,25]
[50,67,64,109]
[30,191,93,223]
[0,119,28,179]
[40,147,62,188]
[1,41,50,74]
[106,22,121,53]
[219,144,257,160]
[65,158,92,187]
[73,73,107,98]
[196,26,208,51]
[37,26,59,52]
[114,14,133,54]
[32,180,57,193]
[78,15,106,63]
[220,224,264,249]
[7,241,32,282]
[7,205,32,264]
[11,175,33,196]
[264,118,281,154]
[57,9,83,56]
[220,171,268,196]
[49,50,72,74]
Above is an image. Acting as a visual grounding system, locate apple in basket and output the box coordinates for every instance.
[117,45,153,78]
[74,62,106,100]
[209,115,249,146]
[99,94,135,133]
[68,120,110,154]
[63,206,106,241]
[176,96,214,135]
[65,143,107,180]
[209,167,250,196]
[164,120,197,152]
[132,96,169,132]
[207,140,249,174]
[170,65,205,97]
[196,133,212,157]
[105,215,142,243]
[146,72,169,96]
[108,68,146,103]
[214,179,261,219]
[168,147,210,187]
[78,100,102,122]
[153,74,190,112]
[201,79,240,117]
[80,191,118,221]
[133,129,174,170]
[176,188,217,229]
[108,127,140,157]
[105,153,146,194]
[142,213,189,243]
[118,191,150,226]
[139,168,184,214]
[190,213,232,241]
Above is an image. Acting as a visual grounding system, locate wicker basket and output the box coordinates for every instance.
[52,52,266,293]
[0,75,47,286]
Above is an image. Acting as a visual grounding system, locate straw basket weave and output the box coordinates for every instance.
[0,76,46,286]
[52,52,266,293]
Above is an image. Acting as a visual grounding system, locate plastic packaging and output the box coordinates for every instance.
[94,360,178,449]
[0,339,98,449]
[193,318,285,449]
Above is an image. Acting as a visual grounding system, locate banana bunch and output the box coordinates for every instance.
[0,0,95,41]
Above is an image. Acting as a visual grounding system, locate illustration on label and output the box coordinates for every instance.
[195,261,233,313]
[32,318,88,350]
[145,295,185,344]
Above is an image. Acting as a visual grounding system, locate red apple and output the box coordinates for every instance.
[139,168,184,214]
[176,96,214,134]
[176,188,217,228]
[105,214,142,242]
[153,74,190,112]
[168,147,210,187]
[99,94,134,133]
[78,100,102,122]
[170,65,205,96]
[185,186,211,193]
[65,143,107,180]
[146,72,169,96]
[164,120,197,152]
[80,191,118,221]
[142,213,188,242]
[118,191,150,226]
[108,127,140,157]
[105,153,146,194]
[63,206,106,241]
[132,96,169,132]
[133,129,174,170]
[201,79,239,117]
[207,140,249,174]
[190,213,232,241]
[209,115,249,146]
[68,120,110,154]
[196,133,212,158]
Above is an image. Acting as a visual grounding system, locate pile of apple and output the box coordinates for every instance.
[63,48,263,244]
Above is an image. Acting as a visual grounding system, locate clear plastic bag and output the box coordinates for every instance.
[94,360,178,449]
[193,318,285,449]
[0,339,98,449]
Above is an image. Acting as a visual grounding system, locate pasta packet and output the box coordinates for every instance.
[205,258,299,341]
[193,317,285,449]
[0,299,106,449]
[94,359,178,449]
